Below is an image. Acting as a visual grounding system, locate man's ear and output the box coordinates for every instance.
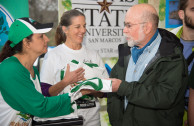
[144,22,152,34]
[178,10,184,20]
[62,26,68,33]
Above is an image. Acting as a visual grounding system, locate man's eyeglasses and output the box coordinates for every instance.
[124,22,147,29]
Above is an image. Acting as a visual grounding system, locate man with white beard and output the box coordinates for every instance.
[107,3,188,126]
[171,0,194,125]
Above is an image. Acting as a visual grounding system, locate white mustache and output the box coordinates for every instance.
[123,33,131,39]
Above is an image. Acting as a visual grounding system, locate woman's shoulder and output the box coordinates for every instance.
[83,45,98,55]
[0,57,22,75]
[0,56,20,67]
[46,44,64,56]
[83,46,103,63]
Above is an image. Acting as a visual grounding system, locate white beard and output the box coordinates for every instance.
[127,39,136,47]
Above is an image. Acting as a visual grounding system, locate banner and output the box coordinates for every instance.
[59,0,138,58]
[0,0,29,50]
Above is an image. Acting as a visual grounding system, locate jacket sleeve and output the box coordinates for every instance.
[108,61,121,98]
[117,55,188,109]
[107,61,124,123]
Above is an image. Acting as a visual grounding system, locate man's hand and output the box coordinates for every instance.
[110,78,122,92]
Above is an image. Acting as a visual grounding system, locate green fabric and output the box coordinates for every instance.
[71,60,79,64]
[175,26,183,39]
[0,56,74,118]
[80,95,94,100]
[33,66,40,82]
[71,77,103,93]
[60,70,65,80]
[107,29,188,126]
[71,59,99,68]
[71,77,104,101]
[84,63,98,68]
[9,20,33,47]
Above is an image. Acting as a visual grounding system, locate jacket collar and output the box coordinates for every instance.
[118,28,183,67]
[158,28,183,56]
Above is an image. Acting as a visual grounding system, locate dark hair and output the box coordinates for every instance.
[0,34,33,62]
[179,0,189,10]
[55,9,85,45]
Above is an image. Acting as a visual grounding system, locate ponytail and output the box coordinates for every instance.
[0,40,16,62]
[0,34,32,62]
[55,25,66,46]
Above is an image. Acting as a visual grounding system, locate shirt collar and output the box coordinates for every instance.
[131,29,159,63]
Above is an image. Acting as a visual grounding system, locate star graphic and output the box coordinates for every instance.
[97,0,112,13]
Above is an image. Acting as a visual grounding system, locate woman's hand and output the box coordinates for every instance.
[49,65,85,96]
[62,64,85,85]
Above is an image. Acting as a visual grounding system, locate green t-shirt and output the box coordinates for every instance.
[0,56,73,118]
